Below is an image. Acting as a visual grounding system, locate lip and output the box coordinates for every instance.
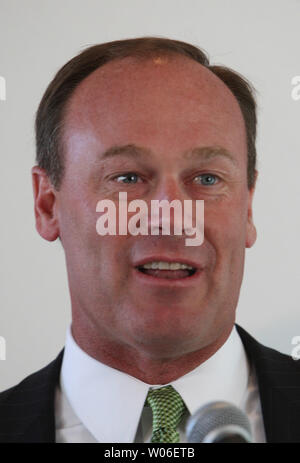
[133,256,201,270]
[133,255,203,288]
[133,266,203,287]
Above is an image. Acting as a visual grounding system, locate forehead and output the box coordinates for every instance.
[63,55,247,159]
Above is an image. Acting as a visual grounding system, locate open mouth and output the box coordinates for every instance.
[136,262,197,279]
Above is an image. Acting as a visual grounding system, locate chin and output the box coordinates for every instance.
[130,324,200,357]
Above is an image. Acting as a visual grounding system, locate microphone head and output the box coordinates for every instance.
[186,401,252,443]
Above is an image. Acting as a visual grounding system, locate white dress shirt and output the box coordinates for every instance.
[55,324,266,443]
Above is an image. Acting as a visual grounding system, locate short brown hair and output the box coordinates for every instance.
[35,37,257,190]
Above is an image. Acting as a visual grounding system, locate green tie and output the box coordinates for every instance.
[146,385,187,443]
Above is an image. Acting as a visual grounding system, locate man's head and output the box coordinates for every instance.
[32,38,257,380]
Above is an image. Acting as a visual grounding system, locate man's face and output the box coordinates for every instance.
[51,56,256,359]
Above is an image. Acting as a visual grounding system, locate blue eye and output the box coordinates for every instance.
[116,173,140,184]
[194,174,218,186]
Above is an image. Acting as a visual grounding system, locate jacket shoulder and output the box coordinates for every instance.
[236,324,300,371]
[0,349,64,442]
[0,349,64,398]
[236,324,300,442]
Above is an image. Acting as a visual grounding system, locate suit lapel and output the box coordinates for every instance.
[236,324,300,442]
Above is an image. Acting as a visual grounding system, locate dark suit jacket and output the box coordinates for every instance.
[0,325,299,443]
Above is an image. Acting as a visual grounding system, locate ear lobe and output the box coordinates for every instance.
[31,166,60,241]
[246,221,257,248]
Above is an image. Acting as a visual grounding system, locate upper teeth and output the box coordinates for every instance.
[141,261,194,270]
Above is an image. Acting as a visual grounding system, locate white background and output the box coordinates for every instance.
[0,0,299,391]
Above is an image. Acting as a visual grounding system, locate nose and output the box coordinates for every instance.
[148,175,189,236]
[153,175,187,203]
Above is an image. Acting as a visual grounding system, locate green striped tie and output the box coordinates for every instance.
[146,385,187,443]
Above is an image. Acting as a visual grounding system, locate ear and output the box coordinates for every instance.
[245,170,258,248]
[31,166,60,241]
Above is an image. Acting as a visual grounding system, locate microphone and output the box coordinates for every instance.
[185,401,252,443]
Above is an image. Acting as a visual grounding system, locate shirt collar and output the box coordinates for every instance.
[60,323,249,443]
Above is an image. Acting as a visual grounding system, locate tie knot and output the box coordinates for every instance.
[146,385,186,443]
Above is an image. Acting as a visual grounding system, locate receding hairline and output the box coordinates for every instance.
[64,51,242,105]
[62,52,246,138]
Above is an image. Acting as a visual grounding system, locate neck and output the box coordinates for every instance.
[71,317,233,384]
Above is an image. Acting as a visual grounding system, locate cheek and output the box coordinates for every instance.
[58,181,131,273]
[58,188,100,260]
[204,196,249,259]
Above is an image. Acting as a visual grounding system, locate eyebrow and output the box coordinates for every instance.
[183,146,238,166]
[100,144,151,160]
[99,143,237,165]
